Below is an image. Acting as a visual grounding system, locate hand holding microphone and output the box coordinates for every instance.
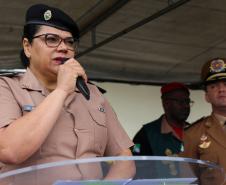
[60,58,90,100]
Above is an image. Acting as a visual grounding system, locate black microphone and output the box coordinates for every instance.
[76,76,90,100]
[60,58,90,100]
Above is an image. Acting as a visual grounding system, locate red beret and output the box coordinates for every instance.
[161,82,189,95]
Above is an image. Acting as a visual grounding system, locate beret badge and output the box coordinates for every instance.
[44,10,52,21]
[210,59,225,73]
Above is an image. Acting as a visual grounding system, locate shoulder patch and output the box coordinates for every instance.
[185,116,206,130]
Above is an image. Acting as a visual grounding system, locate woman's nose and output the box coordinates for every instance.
[57,40,68,51]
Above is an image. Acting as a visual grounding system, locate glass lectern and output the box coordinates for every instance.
[0,156,225,185]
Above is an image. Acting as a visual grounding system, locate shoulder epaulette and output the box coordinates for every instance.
[87,81,107,94]
[185,116,206,130]
[0,69,25,78]
[0,73,22,78]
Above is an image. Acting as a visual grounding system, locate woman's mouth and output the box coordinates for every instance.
[53,57,68,65]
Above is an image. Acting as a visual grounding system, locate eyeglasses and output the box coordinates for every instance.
[166,98,194,107]
[32,33,78,51]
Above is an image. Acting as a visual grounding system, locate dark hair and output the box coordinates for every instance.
[20,24,41,67]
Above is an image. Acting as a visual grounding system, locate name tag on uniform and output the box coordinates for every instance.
[22,105,35,112]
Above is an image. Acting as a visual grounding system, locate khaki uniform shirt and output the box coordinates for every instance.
[181,113,226,185]
[0,68,133,183]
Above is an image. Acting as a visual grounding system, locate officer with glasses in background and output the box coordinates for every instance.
[0,4,135,184]
[132,82,192,157]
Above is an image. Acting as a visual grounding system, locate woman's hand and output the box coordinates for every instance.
[56,58,87,95]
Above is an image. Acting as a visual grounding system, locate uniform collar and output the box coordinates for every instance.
[19,68,48,95]
[212,112,226,127]
[161,115,173,133]
[205,113,226,149]
[161,115,182,140]
[19,68,77,104]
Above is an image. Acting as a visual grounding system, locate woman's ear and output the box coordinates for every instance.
[23,38,31,58]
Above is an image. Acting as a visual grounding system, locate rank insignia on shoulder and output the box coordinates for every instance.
[185,117,205,130]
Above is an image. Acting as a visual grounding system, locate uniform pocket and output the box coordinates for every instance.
[88,106,106,126]
[88,106,107,156]
[74,129,91,158]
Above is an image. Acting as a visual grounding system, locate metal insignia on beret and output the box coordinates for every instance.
[210,59,225,73]
[44,10,52,21]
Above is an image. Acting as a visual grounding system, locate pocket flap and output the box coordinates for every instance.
[88,106,106,126]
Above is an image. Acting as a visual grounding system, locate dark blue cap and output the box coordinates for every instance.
[25,4,79,39]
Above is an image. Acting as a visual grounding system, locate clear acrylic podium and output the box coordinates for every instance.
[0,156,225,185]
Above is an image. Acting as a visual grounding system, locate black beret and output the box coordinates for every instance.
[25,4,79,39]
[201,58,226,84]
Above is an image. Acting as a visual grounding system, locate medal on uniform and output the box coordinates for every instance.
[199,141,211,149]
[199,134,211,149]
[165,148,173,156]
[200,134,207,141]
